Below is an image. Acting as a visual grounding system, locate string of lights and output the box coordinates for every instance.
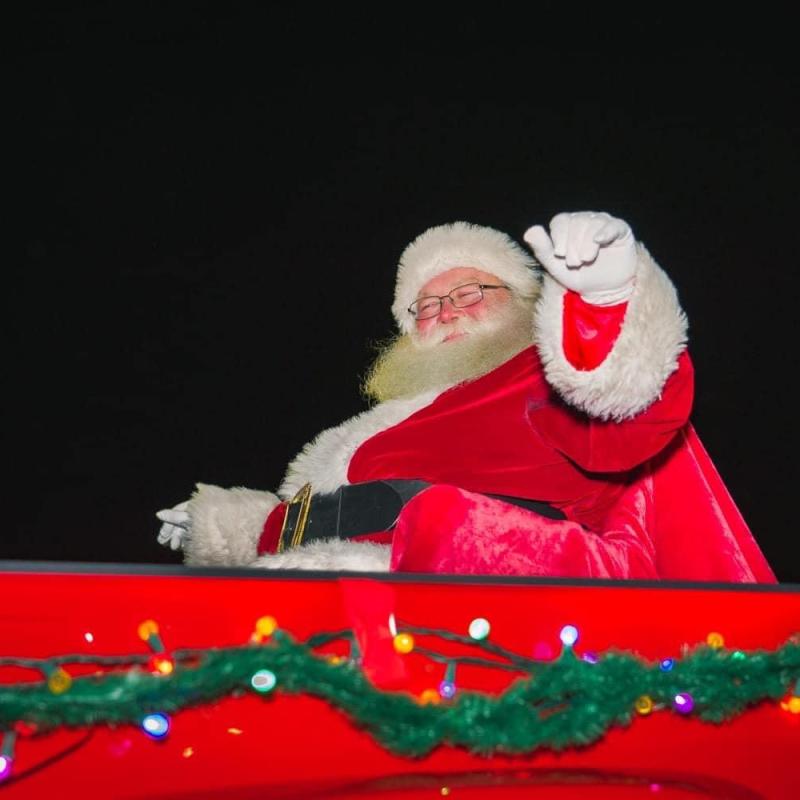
[1,615,798,784]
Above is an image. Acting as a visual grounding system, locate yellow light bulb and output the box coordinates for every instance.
[47,667,72,695]
[780,696,800,714]
[254,616,278,639]
[706,632,725,649]
[393,633,415,654]
[634,695,654,715]
[419,689,441,705]
[154,657,174,675]
[138,620,159,641]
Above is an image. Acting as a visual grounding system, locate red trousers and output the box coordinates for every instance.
[389,483,658,579]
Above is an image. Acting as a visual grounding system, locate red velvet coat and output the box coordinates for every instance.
[349,345,775,582]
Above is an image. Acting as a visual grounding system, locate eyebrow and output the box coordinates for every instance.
[416,277,483,298]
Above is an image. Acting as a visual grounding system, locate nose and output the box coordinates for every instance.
[437,297,461,323]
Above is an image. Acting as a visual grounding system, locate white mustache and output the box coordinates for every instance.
[414,316,502,348]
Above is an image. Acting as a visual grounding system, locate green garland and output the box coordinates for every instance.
[1,628,799,759]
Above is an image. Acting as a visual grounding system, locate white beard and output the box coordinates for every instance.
[362,296,538,403]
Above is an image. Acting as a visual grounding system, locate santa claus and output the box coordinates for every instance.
[157,211,776,582]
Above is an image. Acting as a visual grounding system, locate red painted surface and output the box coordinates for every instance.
[0,564,798,799]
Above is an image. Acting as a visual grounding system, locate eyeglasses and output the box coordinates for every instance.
[408,282,510,320]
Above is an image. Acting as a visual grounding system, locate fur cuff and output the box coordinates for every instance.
[184,483,279,567]
[534,242,688,421]
[251,539,391,571]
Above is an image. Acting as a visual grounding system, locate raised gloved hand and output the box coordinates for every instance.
[156,500,191,551]
[523,211,637,306]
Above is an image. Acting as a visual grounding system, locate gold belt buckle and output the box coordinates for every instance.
[277,483,313,553]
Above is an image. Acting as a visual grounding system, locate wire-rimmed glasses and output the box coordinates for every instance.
[408,282,510,320]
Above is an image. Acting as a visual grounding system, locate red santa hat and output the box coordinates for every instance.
[392,221,541,334]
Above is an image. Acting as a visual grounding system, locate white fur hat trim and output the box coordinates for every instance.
[392,221,540,334]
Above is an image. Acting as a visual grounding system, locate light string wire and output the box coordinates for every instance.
[0,627,798,758]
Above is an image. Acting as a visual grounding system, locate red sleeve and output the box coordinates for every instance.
[529,352,695,474]
[563,290,627,370]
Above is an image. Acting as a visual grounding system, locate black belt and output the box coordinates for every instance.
[277,479,566,552]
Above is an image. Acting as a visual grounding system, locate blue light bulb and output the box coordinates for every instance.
[142,713,170,739]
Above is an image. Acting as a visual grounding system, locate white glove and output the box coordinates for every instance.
[524,211,637,305]
[156,500,191,551]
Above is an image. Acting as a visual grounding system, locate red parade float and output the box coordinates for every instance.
[0,562,798,799]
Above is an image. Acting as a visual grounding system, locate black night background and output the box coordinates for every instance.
[10,6,797,582]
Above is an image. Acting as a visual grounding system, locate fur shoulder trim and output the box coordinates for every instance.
[534,243,688,421]
[184,483,280,567]
[251,539,391,571]
[279,390,440,498]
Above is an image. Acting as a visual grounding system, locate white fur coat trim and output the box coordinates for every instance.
[533,242,688,421]
[184,483,280,567]
[182,390,445,571]
[252,538,392,571]
[278,389,442,499]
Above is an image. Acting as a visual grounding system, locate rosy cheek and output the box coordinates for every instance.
[462,304,485,322]
[415,318,435,336]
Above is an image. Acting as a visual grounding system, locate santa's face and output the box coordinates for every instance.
[414,267,512,344]
[363,267,534,403]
